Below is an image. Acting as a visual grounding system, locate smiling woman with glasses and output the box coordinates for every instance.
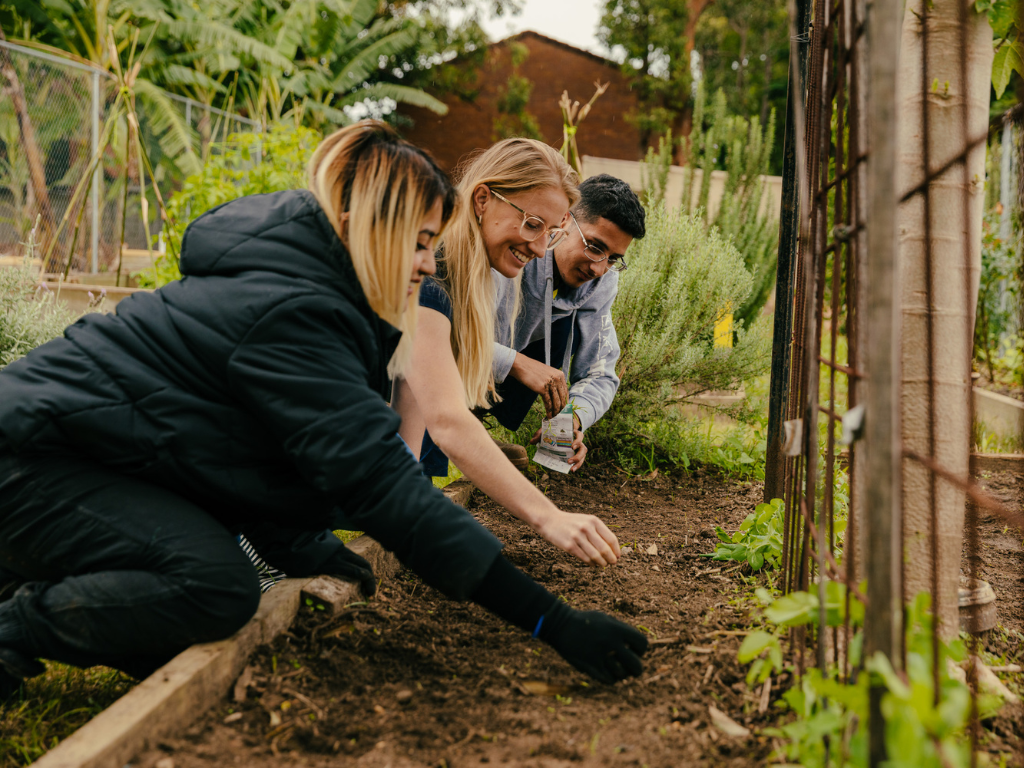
[390,138,625,571]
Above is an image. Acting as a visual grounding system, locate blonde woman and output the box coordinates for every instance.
[391,139,621,568]
[0,122,647,695]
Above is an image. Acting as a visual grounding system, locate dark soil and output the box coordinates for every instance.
[972,469,1024,636]
[131,464,1024,768]
[135,465,778,768]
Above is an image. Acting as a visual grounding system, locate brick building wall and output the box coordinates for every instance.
[396,31,648,173]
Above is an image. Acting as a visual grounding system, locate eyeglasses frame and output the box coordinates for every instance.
[488,188,568,249]
[569,212,627,272]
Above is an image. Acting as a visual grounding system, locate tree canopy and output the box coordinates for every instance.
[0,0,521,130]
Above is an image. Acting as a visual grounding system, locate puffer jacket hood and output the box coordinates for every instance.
[181,190,352,288]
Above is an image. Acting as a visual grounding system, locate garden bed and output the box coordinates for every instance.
[130,464,772,767]
[127,463,1024,768]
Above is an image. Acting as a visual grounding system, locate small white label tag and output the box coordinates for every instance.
[533,404,575,474]
[783,419,804,457]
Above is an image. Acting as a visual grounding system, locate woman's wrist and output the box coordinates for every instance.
[522,500,565,534]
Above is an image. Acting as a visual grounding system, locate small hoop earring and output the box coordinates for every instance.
[476,214,482,225]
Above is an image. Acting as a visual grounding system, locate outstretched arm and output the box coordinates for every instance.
[395,307,620,567]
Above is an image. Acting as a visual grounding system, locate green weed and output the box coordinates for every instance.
[705,497,784,571]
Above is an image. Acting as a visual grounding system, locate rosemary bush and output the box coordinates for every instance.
[0,244,76,368]
[644,86,779,329]
[586,204,772,467]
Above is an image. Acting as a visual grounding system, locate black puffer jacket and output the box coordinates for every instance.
[0,190,502,598]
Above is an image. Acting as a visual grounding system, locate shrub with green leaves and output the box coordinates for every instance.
[974,208,1021,383]
[642,86,779,329]
[587,204,772,466]
[706,497,784,571]
[139,124,322,287]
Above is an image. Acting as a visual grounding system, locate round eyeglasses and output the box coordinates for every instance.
[570,212,627,272]
[489,189,568,249]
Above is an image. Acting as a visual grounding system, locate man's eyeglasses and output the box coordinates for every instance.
[570,212,627,272]
[490,189,568,248]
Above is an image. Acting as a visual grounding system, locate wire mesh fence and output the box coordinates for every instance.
[0,40,259,277]
[766,0,1024,763]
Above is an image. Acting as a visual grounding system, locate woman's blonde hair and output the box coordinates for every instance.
[441,138,579,408]
[308,121,457,377]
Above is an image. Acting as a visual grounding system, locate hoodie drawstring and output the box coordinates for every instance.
[543,249,553,368]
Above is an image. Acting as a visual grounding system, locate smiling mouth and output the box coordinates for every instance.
[510,246,532,266]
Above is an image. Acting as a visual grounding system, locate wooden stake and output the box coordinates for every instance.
[863,0,903,762]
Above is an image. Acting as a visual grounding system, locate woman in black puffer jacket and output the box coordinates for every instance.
[0,122,646,695]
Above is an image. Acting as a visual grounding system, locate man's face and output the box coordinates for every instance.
[553,214,634,290]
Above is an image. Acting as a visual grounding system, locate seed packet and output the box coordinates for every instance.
[533,404,575,474]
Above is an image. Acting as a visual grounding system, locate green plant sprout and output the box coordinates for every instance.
[705,497,785,571]
[740,588,1005,768]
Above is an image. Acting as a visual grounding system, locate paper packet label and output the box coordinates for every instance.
[532,404,574,474]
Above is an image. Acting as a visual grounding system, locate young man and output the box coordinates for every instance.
[489,174,646,471]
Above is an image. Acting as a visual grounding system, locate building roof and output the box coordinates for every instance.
[497,30,620,70]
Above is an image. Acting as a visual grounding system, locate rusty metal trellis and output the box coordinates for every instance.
[769,0,1024,764]
[777,0,867,675]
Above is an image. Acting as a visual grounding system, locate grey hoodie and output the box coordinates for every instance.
[492,250,620,431]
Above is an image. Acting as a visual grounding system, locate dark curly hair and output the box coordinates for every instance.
[573,174,646,240]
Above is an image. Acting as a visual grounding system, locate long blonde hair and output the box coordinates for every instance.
[441,139,579,408]
[308,121,457,377]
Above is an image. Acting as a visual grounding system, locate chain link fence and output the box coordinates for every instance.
[0,40,259,276]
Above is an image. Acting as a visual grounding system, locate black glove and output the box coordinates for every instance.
[238,524,376,596]
[320,545,377,597]
[538,600,648,684]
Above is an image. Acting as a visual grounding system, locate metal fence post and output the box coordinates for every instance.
[90,69,100,273]
[764,0,812,503]
[864,0,903,763]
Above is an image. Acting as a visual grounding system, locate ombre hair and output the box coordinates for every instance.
[308,121,457,377]
[440,139,579,408]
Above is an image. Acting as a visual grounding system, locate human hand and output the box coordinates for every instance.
[509,353,568,418]
[538,601,648,684]
[529,425,587,472]
[534,510,619,567]
[568,427,587,472]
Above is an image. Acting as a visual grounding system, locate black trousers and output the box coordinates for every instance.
[0,447,261,677]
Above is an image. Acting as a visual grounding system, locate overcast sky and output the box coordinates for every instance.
[476,0,608,57]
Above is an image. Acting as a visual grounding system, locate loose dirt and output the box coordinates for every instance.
[973,469,1024,636]
[132,464,1024,768]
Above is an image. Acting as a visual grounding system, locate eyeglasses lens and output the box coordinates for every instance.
[547,229,567,248]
